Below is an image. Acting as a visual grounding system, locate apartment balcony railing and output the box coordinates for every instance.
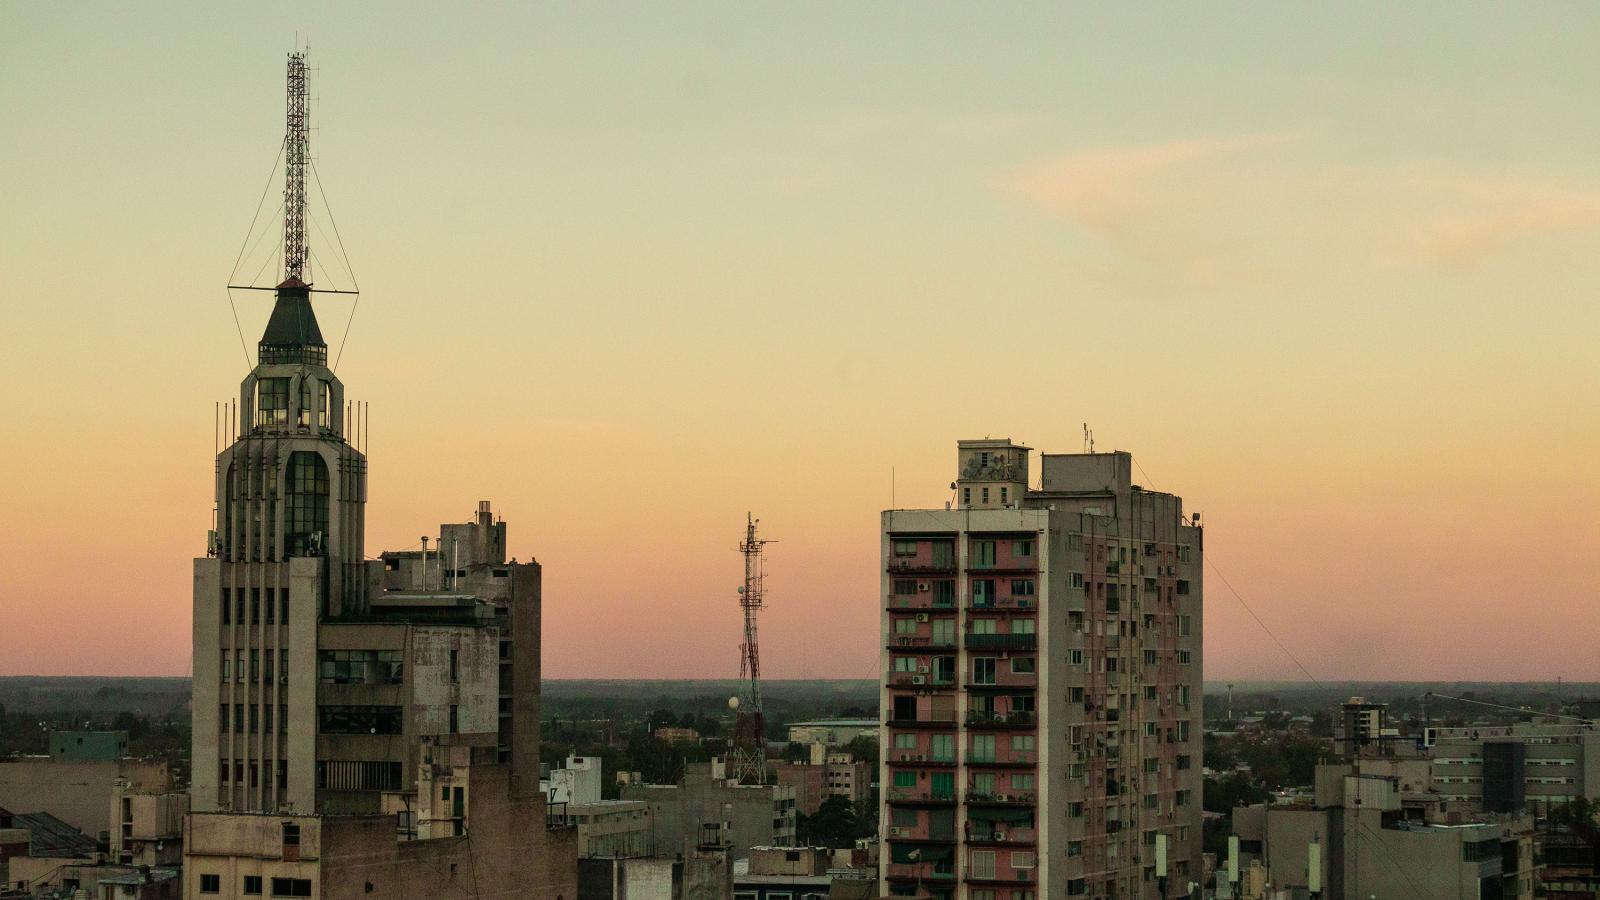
[886,788,957,805]
[964,710,1036,729]
[966,596,1039,613]
[965,791,1037,807]
[887,635,958,651]
[887,594,958,611]
[887,559,957,575]
[884,824,957,842]
[964,633,1037,652]
[887,715,959,729]
[964,869,1038,885]
[965,672,1037,691]
[887,751,958,767]
[889,672,957,690]
[884,863,955,882]
[965,751,1035,768]
[963,826,1038,845]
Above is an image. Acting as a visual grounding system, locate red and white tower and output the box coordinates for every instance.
[729,513,772,784]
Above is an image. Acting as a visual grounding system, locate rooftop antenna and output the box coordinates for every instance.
[730,513,774,785]
[282,51,310,285]
[1082,423,1095,453]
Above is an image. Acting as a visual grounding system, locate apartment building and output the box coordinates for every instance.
[621,760,797,861]
[880,440,1203,900]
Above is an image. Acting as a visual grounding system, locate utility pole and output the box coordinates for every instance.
[729,514,773,784]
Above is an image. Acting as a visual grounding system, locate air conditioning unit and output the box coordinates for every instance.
[916,754,927,762]
[918,582,931,592]
[917,664,930,673]
[915,613,930,623]
[994,830,1006,841]
[911,676,926,685]
[888,827,905,837]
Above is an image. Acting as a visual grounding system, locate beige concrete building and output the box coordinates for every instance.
[0,756,171,841]
[183,277,576,898]
[622,761,797,860]
[880,440,1204,900]
[1426,721,1600,815]
[1230,767,1536,900]
[566,799,652,858]
[110,782,188,866]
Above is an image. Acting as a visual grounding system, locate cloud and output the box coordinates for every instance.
[1003,134,1600,284]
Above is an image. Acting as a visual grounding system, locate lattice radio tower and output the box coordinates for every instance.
[729,513,773,784]
[281,51,310,285]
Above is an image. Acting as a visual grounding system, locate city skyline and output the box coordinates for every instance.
[3,4,1598,683]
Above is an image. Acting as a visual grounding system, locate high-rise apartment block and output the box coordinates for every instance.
[880,440,1203,899]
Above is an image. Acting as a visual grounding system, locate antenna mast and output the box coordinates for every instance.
[730,513,772,784]
[282,52,310,283]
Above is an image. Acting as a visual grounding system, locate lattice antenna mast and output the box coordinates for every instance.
[730,513,773,784]
[282,52,310,283]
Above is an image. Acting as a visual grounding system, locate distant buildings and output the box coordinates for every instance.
[0,747,171,843]
[567,799,652,858]
[880,440,1204,898]
[1228,763,1535,900]
[545,754,605,806]
[654,727,703,745]
[786,720,877,746]
[773,745,872,815]
[1427,721,1600,815]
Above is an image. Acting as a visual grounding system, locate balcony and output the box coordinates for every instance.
[887,558,957,575]
[966,596,1039,614]
[887,635,958,651]
[965,752,1036,768]
[965,710,1036,729]
[889,672,957,690]
[886,787,957,805]
[964,825,1037,846]
[964,869,1038,886]
[965,671,1038,691]
[966,792,1037,807]
[964,633,1036,652]
[887,593,958,612]
[884,862,955,882]
[884,824,957,843]
[888,751,958,767]
[887,715,959,730]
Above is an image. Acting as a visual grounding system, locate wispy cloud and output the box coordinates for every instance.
[1002,133,1600,287]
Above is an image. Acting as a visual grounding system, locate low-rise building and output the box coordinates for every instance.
[568,800,652,858]
[0,754,172,842]
[49,731,130,762]
[621,761,796,861]
[784,721,876,747]
[1229,765,1536,900]
[110,783,188,866]
[1426,720,1600,815]
[543,755,604,807]
[653,727,702,745]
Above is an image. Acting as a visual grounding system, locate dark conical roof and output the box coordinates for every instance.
[258,277,328,365]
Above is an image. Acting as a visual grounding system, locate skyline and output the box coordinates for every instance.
[3,4,1598,682]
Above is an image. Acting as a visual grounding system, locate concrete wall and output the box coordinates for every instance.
[0,757,169,839]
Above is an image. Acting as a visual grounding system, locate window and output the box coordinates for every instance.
[1069,686,1084,702]
[963,487,971,505]
[969,850,996,879]
[200,874,221,894]
[221,650,230,682]
[270,878,312,898]
[318,705,403,735]
[218,704,227,733]
[256,378,290,426]
[930,733,955,762]
[234,704,244,732]
[449,705,459,734]
[891,807,918,827]
[972,658,996,685]
[1011,578,1035,596]
[894,618,916,635]
[893,770,916,788]
[970,734,996,763]
[221,588,231,624]
[973,541,997,567]
[1069,650,1084,666]
[1176,579,1190,595]
[449,649,460,683]
[1012,618,1035,635]
[893,656,917,673]
[1011,656,1036,674]
[1178,614,1191,636]
[981,487,990,504]
[265,588,275,623]
[892,540,918,557]
[1012,773,1035,791]
[1011,735,1035,752]
[250,650,260,682]
[892,579,918,595]
[1068,801,1084,818]
[280,589,289,624]
[971,771,995,796]
[249,705,258,734]
[971,618,997,635]
[264,652,274,684]
[1067,840,1083,857]
[251,589,260,624]
[1012,540,1033,557]
[236,654,245,682]
[1070,572,1085,588]
[894,733,916,750]
[1011,850,1035,869]
[263,704,273,735]
[244,876,262,895]
[285,451,329,557]
[1178,650,1192,665]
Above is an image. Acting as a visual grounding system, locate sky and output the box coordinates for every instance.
[1,4,1597,682]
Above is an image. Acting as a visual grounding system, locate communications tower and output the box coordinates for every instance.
[729,513,772,784]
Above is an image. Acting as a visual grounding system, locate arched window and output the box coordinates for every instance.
[285,451,329,557]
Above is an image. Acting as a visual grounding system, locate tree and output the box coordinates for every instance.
[798,796,860,849]
[843,735,879,769]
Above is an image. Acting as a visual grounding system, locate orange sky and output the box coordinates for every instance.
[2,5,1597,681]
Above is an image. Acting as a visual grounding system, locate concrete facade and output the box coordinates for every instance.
[621,766,797,860]
[567,799,652,858]
[0,757,171,841]
[785,721,878,746]
[48,730,129,761]
[880,441,1204,900]
[109,783,188,866]
[183,277,577,897]
[1427,721,1600,815]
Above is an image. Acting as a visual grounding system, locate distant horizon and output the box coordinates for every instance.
[4,5,1597,681]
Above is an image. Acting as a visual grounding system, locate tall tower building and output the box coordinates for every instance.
[880,439,1203,900]
[183,52,576,899]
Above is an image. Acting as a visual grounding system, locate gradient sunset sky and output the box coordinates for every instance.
[3,4,1597,682]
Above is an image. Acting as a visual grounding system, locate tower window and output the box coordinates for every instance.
[285,451,329,557]
[257,378,290,427]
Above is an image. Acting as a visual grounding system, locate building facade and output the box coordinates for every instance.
[621,762,797,861]
[880,440,1203,899]
[183,276,576,897]
[1427,721,1600,815]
